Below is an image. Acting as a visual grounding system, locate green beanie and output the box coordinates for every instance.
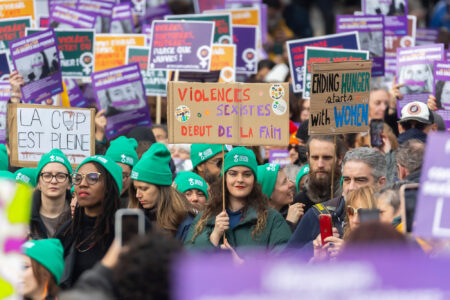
[36,149,72,178]
[0,144,8,171]
[76,155,123,193]
[296,164,309,192]
[131,143,172,186]
[191,144,227,169]
[22,239,64,284]
[0,170,16,181]
[174,171,208,199]
[223,147,258,179]
[105,136,139,167]
[14,168,37,187]
[257,163,280,198]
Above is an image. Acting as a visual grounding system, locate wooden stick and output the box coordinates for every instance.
[222,144,226,242]
[174,70,180,82]
[330,135,336,201]
[156,95,161,125]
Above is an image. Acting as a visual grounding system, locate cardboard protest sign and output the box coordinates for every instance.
[396,44,444,116]
[0,82,10,144]
[7,103,95,167]
[336,15,384,77]
[149,21,214,72]
[77,0,114,33]
[362,0,408,35]
[416,28,440,46]
[432,61,450,131]
[0,0,35,21]
[233,25,257,75]
[10,29,64,104]
[0,52,10,81]
[308,60,372,135]
[110,3,135,34]
[27,28,95,79]
[64,79,88,107]
[211,44,236,83]
[166,13,232,44]
[286,32,360,94]
[414,133,450,238]
[126,46,168,96]
[303,47,369,99]
[0,17,31,51]
[94,34,146,72]
[92,63,152,139]
[167,82,290,146]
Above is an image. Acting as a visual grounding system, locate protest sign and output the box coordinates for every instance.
[233,25,257,75]
[0,17,31,51]
[77,0,114,33]
[92,63,152,139]
[48,0,77,9]
[414,133,450,238]
[194,0,225,13]
[167,81,290,146]
[7,103,95,167]
[286,32,360,94]
[0,52,10,81]
[27,28,95,79]
[49,4,96,29]
[416,28,440,46]
[111,3,135,34]
[10,29,64,104]
[64,79,88,107]
[126,46,168,96]
[148,21,214,72]
[447,51,450,62]
[336,15,384,77]
[269,149,290,166]
[139,2,172,28]
[432,61,450,131]
[0,82,10,144]
[0,0,35,21]
[206,7,260,27]
[362,0,408,35]
[396,44,444,116]
[211,44,236,83]
[303,47,369,99]
[166,13,232,44]
[308,60,372,135]
[224,1,267,44]
[130,0,145,16]
[94,34,146,72]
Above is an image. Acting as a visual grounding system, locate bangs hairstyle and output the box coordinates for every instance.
[344,186,377,240]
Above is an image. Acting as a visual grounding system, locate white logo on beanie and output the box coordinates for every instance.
[234,155,248,163]
[199,148,213,160]
[131,171,139,179]
[121,154,133,165]
[189,177,204,186]
[266,164,277,171]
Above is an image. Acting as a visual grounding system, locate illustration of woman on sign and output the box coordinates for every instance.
[26,52,51,83]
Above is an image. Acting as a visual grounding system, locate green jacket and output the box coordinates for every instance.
[184,207,291,253]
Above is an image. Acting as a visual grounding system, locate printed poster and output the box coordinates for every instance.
[0,17,32,51]
[49,4,96,29]
[77,0,114,33]
[211,44,236,83]
[433,61,450,131]
[233,25,257,75]
[0,0,36,21]
[0,52,11,81]
[362,0,408,35]
[111,3,135,34]
[64,79,88,107]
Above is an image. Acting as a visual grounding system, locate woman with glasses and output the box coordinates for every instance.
[30,149,73,239]
[56,155,123,289]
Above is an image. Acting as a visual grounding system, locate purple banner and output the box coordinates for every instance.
[415,133,450,238]
[92,63,151,139]
[396,44,444,116]
[64,79,88,107]
[432,61,450,130]
[416,28,440,46]
[77,0,114,33]
[50,4,96,29]
[233,25,257,75]
[362,0,408,35]
[0,82,9,144]
[336,15,384,76]
[10,29,63,104]
[111,3,135,34]
[149,21,214,72]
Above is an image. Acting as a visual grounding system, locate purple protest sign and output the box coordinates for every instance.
[194,0,225,13]
[111,3,135,34]
[336,15,384,76]
[139,2,172,27]
[396,44,444,116]
[233,25,257,75]
[64,79,88,107]
[77,0,114,33]
[91,63,151,139]
[0,52,10,81]
[0,82,9,144]
[49,4,96,29]
[362,0,408,35]
[414,133,450,238]
[268,149,290,166]
[432,61,450,130]
[127,0,146,16]
[10,29,63,104]
[142,24,152,45]
[416,28,440,46]
[149,21,214,72]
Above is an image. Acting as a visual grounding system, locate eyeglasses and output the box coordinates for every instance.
[72,172,102,185]
[40,172,69,183]
[346,205,362,217]
[207,159,223,169]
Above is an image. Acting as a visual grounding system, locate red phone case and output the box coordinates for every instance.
[319,214,332,244]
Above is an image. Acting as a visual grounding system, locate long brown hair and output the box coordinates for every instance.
[30,258,59,297]
[190,171,269,242]
[344,186,377,240]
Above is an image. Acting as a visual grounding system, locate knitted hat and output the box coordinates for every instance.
[191,144,227,169]
[223,147,258,178]
[14,168,37,187]
[174,171,208,199]
[257,163,280,198]
[0,144,8,171]
[0,170,16,181]
[105,136,139,167]
[131,143,172,186]
[76,155,123,192]
[36,149,72,177]
[22,239,64,284]
[296,164,309,192]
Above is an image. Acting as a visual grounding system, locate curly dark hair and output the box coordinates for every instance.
[112,232,182,300]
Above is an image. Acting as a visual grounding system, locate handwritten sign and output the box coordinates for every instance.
[0,0,35,20]
[0,17,31,51]
[7,103,95,167]
[167,82,289,146]
[308,60,372,135]
[211,44,236,82]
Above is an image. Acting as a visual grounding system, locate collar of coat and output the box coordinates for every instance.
[206,206,258,227]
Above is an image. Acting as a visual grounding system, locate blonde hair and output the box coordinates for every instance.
[343,186,377,240]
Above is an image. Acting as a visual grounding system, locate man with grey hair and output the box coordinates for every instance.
[396,139,425,183]
[285,147,387,254]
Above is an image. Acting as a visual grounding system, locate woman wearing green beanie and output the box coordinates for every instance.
[174,171,208,211]
[185,147,292,254]
[21,239,64,300]
[129,143,194,241]
[56,155,122,289]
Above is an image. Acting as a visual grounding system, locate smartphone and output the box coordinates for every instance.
[358,209,380,223]
[115,209,146,246]
[370,119,384,148]
[319,214,332,244]
[400,183,419,233]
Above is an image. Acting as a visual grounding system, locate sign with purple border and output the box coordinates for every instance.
[362,0,408,36]
[0,52,10,81]
[49,4,96,29]
[64,79,88,107]
[77,0,114,33]
[233,25,257,75]
[111,3,135,34]
[432,61,450,131]
[91,63,152,139]
[139,2,172,29]
[0,17,32,51]
[416,28,440,46]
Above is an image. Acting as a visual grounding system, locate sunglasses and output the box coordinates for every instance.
[346,205,362,217]
[72,172,102,185]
